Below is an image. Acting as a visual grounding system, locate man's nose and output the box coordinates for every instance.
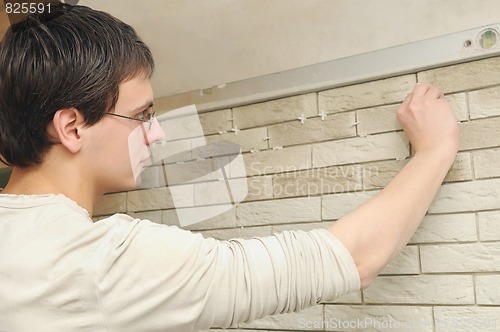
[145,117,166,146]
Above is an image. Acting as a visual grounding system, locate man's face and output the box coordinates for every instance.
[86,75,165,194]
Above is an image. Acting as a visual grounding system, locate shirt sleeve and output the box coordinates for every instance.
[97,218,360,332]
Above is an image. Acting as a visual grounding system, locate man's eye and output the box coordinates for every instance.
[135,110,148,120]
[134,107,154,121]
[144,108,154,120]
[136,112,146,120]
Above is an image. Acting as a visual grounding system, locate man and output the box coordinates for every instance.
[0,3,459,332]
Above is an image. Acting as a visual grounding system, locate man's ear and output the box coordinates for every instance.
[51,108,86,154]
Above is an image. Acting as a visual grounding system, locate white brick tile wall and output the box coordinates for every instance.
[207,127,269,152]
[193,182,238,206]
[420,242,500,273]
[356,93,467,136]
[324,305,433,332]
[269,111,356,147]
[357,104,401,135]
[363,153,472,190]
[459,116,500,151]
[312,132,410,168]
[138,165,165,189]
[475,274,500,305]
[163,207,237,230]
[233,93,318,129]
[244,145,312,176]
[444,152,473,182]
[272,165,363,199]
[198,109,233,135]
[362,159,408,190]
[379,246,420,275]
[127,188,174,212]
[363,275,475,304]
[446,92,469,121]
[318,75,416,113]
[322,190,378,220]
[94,192,127,216]
[433,306,500,331]
[469,85,500,119]
[478,210,500,241]
[473,147,500,179]
[410,213,477,244]
[245,175,274,201]
[429,178,500,213]
[127,185,193,212]
[104,55,500,330]
[417,56,500,93]
[161,209,179,227]
[236,196,321,226]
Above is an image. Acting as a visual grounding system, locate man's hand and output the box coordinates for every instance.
[328,83,460,289]
[396,83,459,161]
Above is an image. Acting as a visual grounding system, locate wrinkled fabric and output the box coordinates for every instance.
[0,194,360,332]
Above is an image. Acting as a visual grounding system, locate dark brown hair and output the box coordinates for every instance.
[0,3,154,167]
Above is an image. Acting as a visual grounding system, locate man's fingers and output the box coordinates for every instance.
[400,92,411,109]
[398,83,444,122]
[411,83,432,98]
[405,84,444,108]
[425,86,444,100]
[412,83,444,99]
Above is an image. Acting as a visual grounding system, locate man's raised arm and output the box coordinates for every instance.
[328,83,460,289]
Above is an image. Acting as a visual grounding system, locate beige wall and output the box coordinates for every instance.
[80,0,500,97]
[95,55,500,330]
[0,1,8,41]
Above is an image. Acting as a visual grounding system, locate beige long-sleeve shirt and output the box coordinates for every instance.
[0,194,360,331]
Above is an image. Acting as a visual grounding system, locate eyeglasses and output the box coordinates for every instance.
[105,107,155,130]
